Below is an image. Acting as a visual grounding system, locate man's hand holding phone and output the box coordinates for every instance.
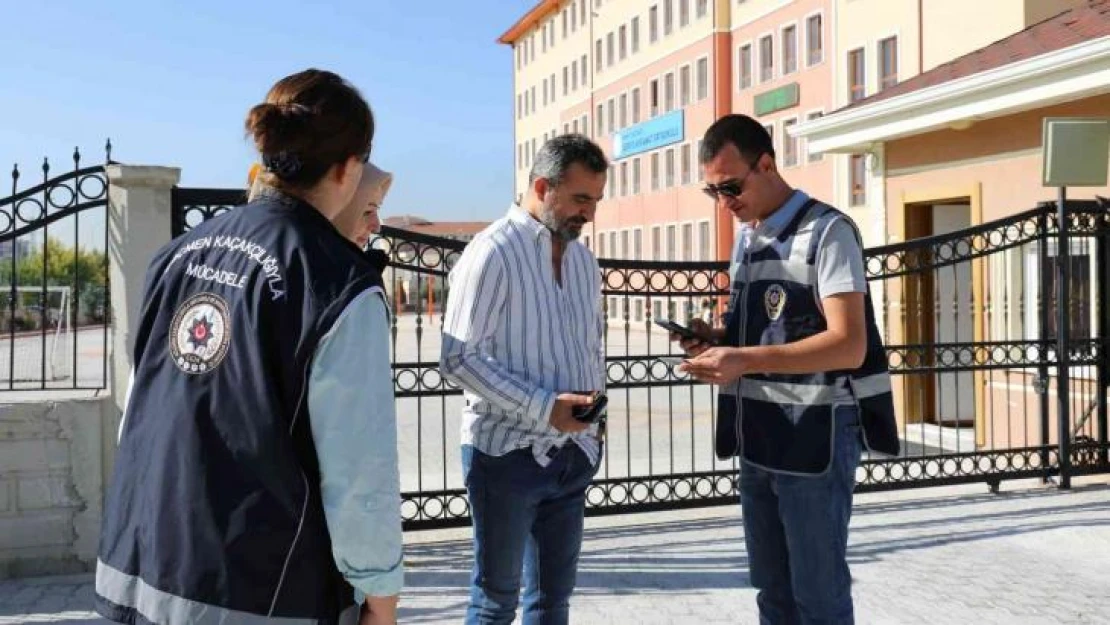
[657,318,725,357]
[549,393,597,433]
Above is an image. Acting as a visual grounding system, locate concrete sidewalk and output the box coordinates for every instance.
[2,476,1108,624]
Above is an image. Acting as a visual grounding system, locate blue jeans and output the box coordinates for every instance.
[740,405,862,625]
[462,444,599,625]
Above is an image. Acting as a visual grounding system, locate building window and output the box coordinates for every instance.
[581,114,588,134]
[738,44,752,89]
[681,143,692,184]
[763,123,775,154]
[850,154,866,206]
[607,32,615,67]
[650,6,659,43]
[573,119,579,134]
[632,87,642,123]
[620,162,629,197]
[621,230,630,259]
[879,36,898,90]
[580,0,587,26]
[665,148,676,187]
[518,143,523,169]
[542,79,548,107]
[782,25,797,75]
[619,25,628,61]
[759,35,774,82]
[597,104,604,135]
[542,26,547,53]
[697,0,708,19]
[550,72,556,102]
[571,2,578,32]
[607,98,616,133]
[664,72,675,111]
[531,86,536,111]
[620,93,628,128]
[596,39,603,72]
[698,221,710,260]
[848,48,865,102]
[517,93,523,119]
[696,139,705,181]
[650,79,660,117]
[806,14,823,66]
[651,226,662,260]
[632,158,641,194]
[580,55,588,86]
[666,225,677,261]
[563,123,569,135]
[682,223,693,261]
[1024,241,1095,341]
[806,111,824,162]
[680,0,690,27]
[651,152,661,190]
[563,67,569,95]
[782,118,798,167]
[631,17,641,54]
[607,165,615,198]
[696,57,709,101]
[664,0,674,36]
[634,229,643,261]
[572,63,578,91]
[679,65,691,106]
[599,232,607,258]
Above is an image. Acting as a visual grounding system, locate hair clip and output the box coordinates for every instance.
[262,151,302,179]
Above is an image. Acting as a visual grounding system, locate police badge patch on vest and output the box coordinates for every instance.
[169,292,231,374]
[764,284,787,321]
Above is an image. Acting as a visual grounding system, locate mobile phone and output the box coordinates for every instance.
[571,392,608,424]
[654,318,715,344]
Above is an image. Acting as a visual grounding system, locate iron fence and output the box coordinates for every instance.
[172,189,1110,529]
[0,144,113,390]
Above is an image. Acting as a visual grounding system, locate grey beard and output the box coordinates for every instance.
[540,204,582,242]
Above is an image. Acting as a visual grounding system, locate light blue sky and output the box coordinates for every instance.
[1,0,538,238]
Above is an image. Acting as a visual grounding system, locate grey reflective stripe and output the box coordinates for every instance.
[745,259,814,285]
[740,378,837,405]
[851,372,892,398]
[96,560,323,625]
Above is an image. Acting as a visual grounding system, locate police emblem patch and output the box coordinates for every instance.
[168,292,231,374]
[764,284,787,321]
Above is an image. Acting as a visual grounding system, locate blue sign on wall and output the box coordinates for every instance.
[613,110,685,160]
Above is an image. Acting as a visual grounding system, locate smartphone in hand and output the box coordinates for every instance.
[654,318,717,345]
[571,392,608,424]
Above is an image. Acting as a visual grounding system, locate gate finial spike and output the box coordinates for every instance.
[105,138,113,163]
[73,146,81,169]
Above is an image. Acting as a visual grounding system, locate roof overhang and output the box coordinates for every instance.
[792,36,1110,155]
[497,0,560,45]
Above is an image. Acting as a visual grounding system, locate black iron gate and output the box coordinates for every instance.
[172,188,1110,529]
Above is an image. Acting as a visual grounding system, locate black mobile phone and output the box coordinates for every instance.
[571,392,608,424]
[655,318,715,344]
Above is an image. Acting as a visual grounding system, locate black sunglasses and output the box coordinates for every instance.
[701,153,763,201]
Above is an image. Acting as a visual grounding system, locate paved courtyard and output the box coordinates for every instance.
[2,476,1108,624]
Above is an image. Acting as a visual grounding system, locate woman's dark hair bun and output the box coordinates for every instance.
[244,69,373,187]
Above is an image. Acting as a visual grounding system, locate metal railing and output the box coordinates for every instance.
[173,188,1110,529]
[0,144,113,390]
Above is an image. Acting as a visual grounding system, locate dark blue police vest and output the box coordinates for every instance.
[715,199,900,475]
[96,189,384,625]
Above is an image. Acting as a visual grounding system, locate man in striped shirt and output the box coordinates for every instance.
[441,134,608,625]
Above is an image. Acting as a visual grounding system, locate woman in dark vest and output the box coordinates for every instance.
[96,69,402,625]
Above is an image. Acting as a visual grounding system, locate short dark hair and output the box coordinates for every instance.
[245,69,374,190]
[699,114,775,165]
[530,134,609,186]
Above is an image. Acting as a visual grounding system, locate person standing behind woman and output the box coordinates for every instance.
[96,69,402,625]
[249,160,393,250]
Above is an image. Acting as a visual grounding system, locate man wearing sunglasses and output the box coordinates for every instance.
[673,115,898,624]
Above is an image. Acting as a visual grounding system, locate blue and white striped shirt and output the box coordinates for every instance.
[440,204,605,467]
